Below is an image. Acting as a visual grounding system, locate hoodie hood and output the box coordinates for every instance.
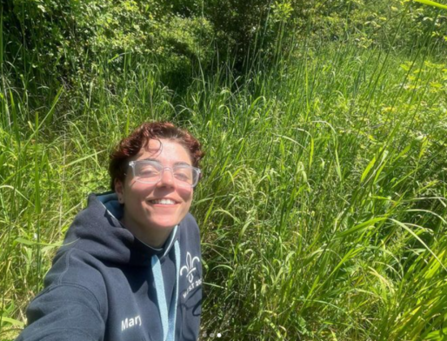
[59,192,178,267]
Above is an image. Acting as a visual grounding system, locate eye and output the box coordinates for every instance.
[137,163,161,177]
[174,167,193,182]
[141,169,157,176]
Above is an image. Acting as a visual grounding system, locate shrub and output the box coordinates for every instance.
[2,0,214,90]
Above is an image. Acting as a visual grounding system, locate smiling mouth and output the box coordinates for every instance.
[149,199,177,205]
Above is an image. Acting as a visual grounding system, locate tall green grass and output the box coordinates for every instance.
[188,41,447,340]
[1,30,447,341]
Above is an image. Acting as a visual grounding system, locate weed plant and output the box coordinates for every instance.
[1,13,447,341]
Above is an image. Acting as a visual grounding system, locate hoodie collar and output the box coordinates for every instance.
[61,193,179,267]
[96,192,179,258]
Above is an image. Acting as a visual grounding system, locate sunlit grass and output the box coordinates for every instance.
[1,37,447,341]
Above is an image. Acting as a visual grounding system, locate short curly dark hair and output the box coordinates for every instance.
[109,122,204,191]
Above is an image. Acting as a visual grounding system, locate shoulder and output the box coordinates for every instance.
[49,248,106,284]
[44,248,108,313]
[180,213,201,238]
[20,280,107,340]
[181,213,200,230]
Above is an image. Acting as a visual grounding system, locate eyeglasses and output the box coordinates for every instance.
[128,160,201,187]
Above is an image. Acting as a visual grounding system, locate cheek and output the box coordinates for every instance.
[178,188,193,203]
[123,183,155,203]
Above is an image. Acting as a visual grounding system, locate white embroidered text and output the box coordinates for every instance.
[121,315,142,331]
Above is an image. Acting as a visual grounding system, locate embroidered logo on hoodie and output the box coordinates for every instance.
[181,252,202,298]
[180,252,200,283]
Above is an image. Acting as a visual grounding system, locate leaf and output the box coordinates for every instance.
[14,238,62,248]
[413,0,447,10]
[337,217,388,237]
[1,316,25,327]
[14,237,36,246]
[391,219,447,272]
[361,156,376,183]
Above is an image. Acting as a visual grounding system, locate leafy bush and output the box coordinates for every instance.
[2,0,214,89]
[2,0,447,97]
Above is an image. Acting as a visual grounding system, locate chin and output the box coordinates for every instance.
[149,218,181,230]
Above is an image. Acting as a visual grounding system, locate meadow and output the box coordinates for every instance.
[1,2,447,340]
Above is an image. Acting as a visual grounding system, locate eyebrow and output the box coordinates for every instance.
[141,158,192,167]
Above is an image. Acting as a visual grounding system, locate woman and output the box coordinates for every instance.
[17,122,204,341]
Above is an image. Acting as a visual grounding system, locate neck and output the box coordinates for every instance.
[121,217,174,249]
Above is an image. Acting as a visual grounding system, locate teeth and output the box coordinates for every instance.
[150,199,176,205]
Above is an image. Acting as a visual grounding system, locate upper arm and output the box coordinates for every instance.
[16,284,105,341]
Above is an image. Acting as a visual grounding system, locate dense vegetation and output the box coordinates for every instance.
[1,0,447,340]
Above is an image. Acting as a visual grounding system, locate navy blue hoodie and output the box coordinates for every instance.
[16,193,202,341]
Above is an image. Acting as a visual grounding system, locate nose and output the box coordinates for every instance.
[157,167,175,187]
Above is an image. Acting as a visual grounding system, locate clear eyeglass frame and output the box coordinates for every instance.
[128,160,201,188]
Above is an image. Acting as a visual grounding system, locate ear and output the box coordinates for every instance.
[114,179,125,204]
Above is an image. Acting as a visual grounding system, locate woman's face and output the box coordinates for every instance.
[115,139,194,243]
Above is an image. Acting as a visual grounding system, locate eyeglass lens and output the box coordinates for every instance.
[133,161,198,186]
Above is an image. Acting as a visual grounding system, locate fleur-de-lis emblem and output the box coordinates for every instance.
[180,252,200,283]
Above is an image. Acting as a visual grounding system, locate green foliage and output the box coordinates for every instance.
[3,0,447,93]
[2,1,447,340]
[2,0,214,90]
[2,37,447,339]
[188,42,447,339]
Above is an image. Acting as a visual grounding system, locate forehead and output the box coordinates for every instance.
[134,139,192,164]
